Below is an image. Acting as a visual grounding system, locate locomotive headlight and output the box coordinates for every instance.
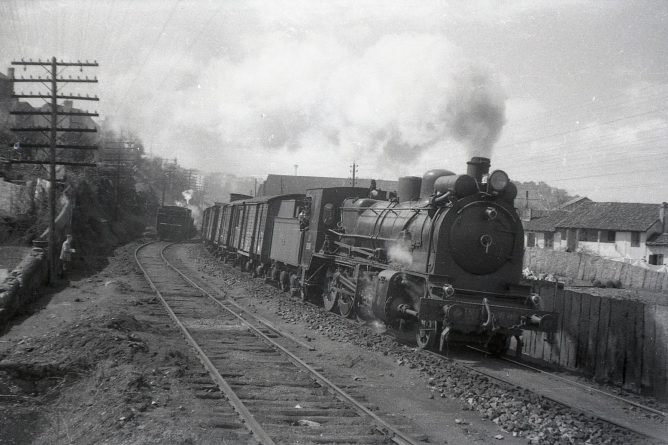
[488,170,509,193]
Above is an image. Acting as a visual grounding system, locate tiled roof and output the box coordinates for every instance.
[647,233,668,246]
[555,202,660,232]
[524,210,568,232]
[558,196,591,210]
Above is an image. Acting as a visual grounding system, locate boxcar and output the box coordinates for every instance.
[220,195,304,273]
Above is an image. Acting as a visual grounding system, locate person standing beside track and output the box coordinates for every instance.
[59,234,76,278]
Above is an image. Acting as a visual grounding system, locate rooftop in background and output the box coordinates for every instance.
[555,202,661,232]
[259,174,398,196]
[524,210,570,232]
[647,233,668,246]
[558,196,591,210]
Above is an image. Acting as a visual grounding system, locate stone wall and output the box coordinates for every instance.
[0,247,48,327]
[0,187,74,329]
[524,247,668,291]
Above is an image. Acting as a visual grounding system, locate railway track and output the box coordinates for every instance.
[196,246,668,444]
[135,241,422,445]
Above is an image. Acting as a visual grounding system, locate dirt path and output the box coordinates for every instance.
[0,240,258,444]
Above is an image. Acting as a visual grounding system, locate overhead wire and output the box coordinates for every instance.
[5,0,25,57]
[154,3,226,91]
[111,0,184,116]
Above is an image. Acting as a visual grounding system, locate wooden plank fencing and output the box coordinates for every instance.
[520,283,668,400]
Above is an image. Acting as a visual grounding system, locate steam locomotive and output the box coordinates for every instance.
[202,157,557,355]
[156,205,195,241]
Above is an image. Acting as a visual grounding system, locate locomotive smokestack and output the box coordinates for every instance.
[467,157,491,184]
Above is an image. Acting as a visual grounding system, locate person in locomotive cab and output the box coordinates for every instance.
[368,179,379,199]
[298,207,309,231]
[59,234,76,278]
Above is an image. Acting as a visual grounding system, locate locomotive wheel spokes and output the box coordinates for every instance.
[337,287,355,318]
[416,320,439,350]
[322,269,339,312]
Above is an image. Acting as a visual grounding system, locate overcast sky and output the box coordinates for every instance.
[1,0,667,204]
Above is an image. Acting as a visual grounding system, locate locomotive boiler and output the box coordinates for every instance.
[304,157,557,355]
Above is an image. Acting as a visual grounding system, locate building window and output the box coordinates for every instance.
[527,232,535,247]
[631,232,641,247]
[649,254,664,265]
[544,232,554,248]
[580,229,598,242]
[600,230,616,243]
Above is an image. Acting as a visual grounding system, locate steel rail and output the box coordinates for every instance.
[161,242,418,445]
[465,345,667,418]
[134,242,276,445]
[201,242,667,443]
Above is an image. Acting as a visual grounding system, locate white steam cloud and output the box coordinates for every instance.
[182,189,193,205]
[115,32,505,174]
[388,243,413,268]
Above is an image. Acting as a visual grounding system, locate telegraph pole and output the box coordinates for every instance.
[10,58,99,285]
[350,161,358,187]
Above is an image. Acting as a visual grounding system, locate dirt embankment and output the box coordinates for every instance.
[0,242,228,445]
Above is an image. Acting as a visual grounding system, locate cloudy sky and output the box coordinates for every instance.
[1,0,667,203]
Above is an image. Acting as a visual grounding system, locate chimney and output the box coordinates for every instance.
[466,157,491,184]
[661,202,668,233]
[64,100,73,112]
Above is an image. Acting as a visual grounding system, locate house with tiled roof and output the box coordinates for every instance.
[555,202,664,260]
[524,199,668,264]
[523,197,591,248]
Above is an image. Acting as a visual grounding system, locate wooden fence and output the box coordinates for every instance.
[520,283,668,400]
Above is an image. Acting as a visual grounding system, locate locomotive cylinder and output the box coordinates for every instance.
[466,157,491,184]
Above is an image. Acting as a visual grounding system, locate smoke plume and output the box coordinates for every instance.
[444,66,506,159]
[103,17,508,175]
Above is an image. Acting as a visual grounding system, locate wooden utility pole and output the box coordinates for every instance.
[350,161,358,187]
[9,58,99,285]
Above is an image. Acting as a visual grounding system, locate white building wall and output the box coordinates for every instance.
[577,231,648,260]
